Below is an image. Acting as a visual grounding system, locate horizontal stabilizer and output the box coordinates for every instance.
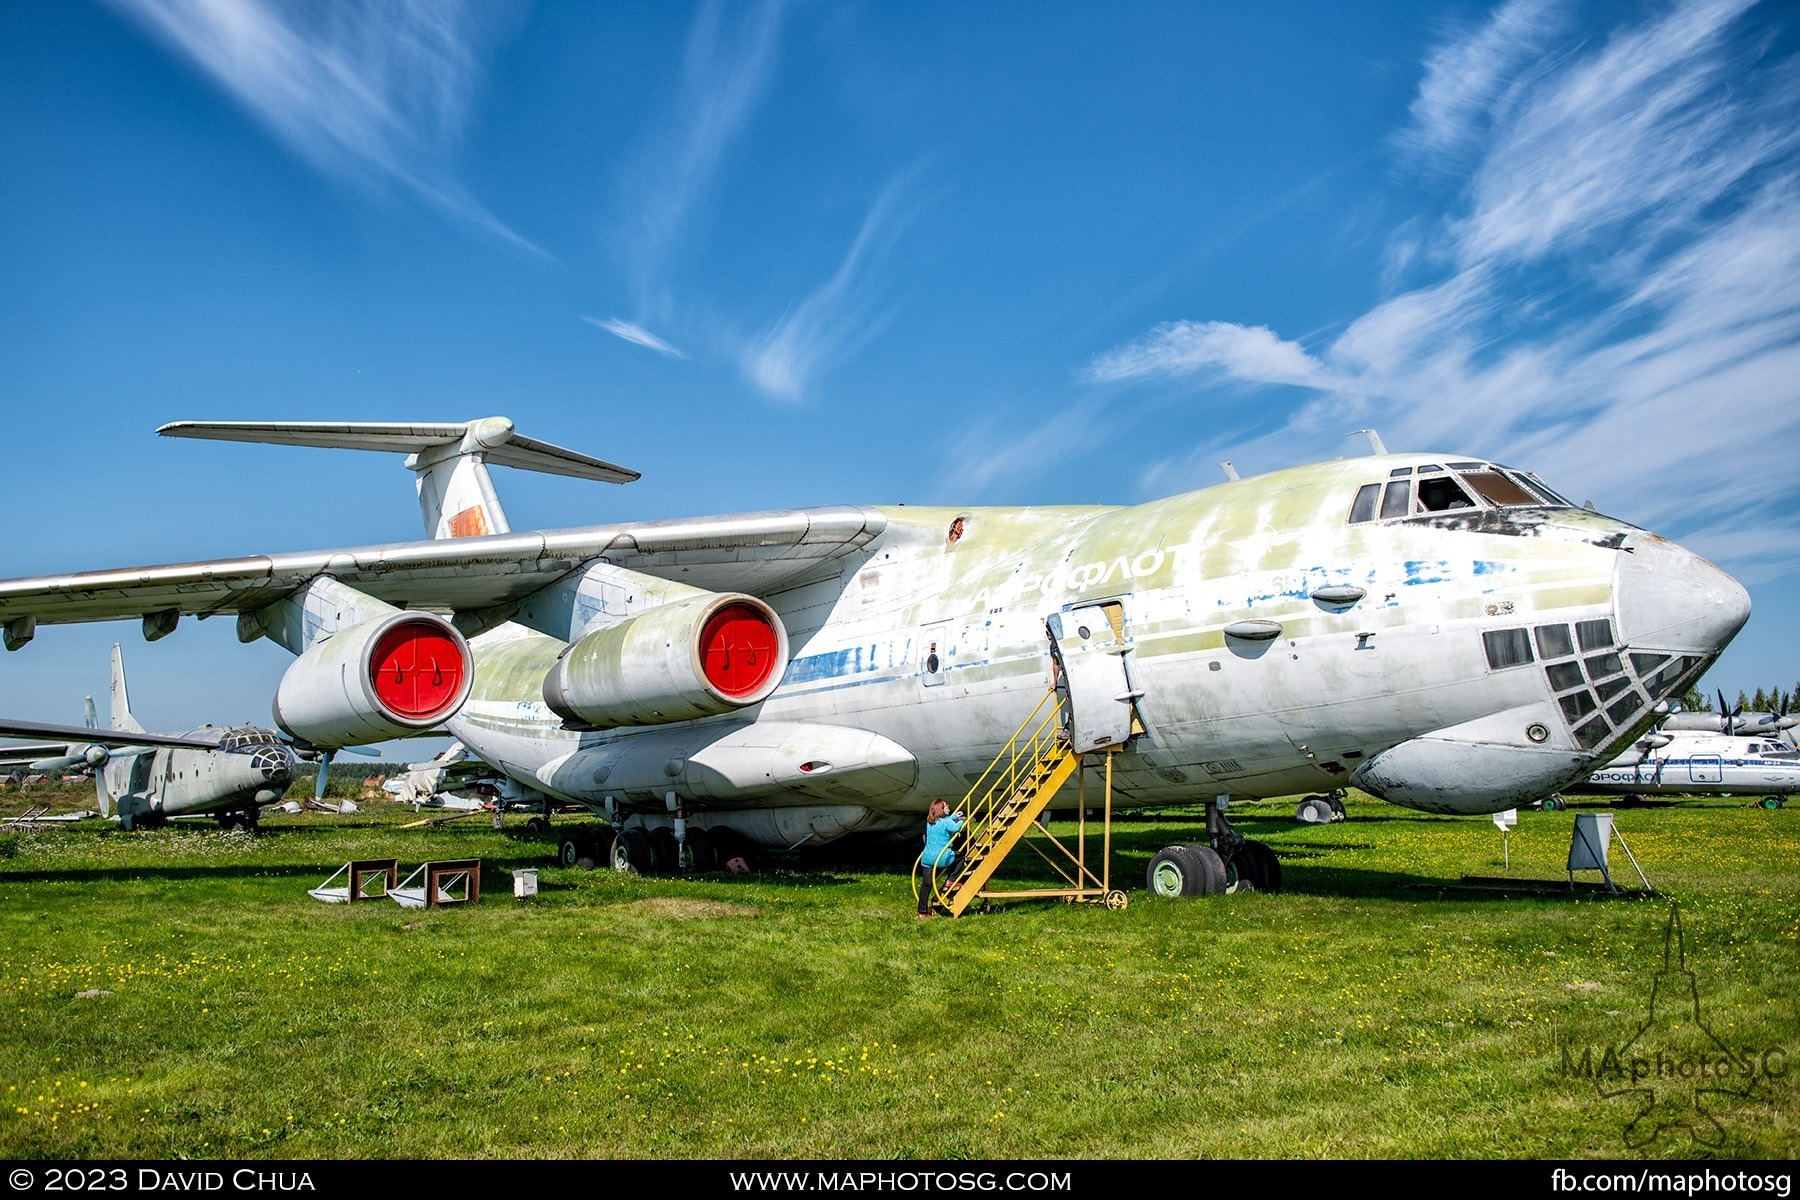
[158,417,640,484]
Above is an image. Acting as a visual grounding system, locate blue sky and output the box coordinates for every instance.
[2,0,1797,740]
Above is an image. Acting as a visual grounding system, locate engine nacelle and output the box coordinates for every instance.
[542,592,787,729]
[273,612,472,747]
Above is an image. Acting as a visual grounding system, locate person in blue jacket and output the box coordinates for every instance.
[917,797,965,917]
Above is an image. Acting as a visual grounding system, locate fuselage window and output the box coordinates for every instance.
[1483,627,1533,670]
[1380,480,1412,520]
[1388,466,1414,477]
[1349,484,1380,523]
[1417,476,1477,512]
[1576,618,1614,652]
[1585,651,1625,682]
[1535,624,1574,659]
[1561,690,1598,722]
[1546,662,1585,692]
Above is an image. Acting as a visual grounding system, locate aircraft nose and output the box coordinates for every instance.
[254,747,294,785]
[1614,532,1750,657]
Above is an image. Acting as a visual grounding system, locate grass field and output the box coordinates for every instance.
[1,785,1795,1160]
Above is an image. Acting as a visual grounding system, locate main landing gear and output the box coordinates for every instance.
[1146,796,1283,898]
[557,823,754,876]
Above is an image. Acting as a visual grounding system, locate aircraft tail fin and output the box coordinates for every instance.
[110,643,145,735]
[157,417,641,541]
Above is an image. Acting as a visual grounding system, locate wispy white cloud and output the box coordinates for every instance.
[108,0,530,249]
[740,179,917,403]
[1090,0,1800,580]
[1402,0,1563,165]
[618,0,788,296]
[933,406,1109,499]
[583,316,687,358]
[1086,321,1334,389]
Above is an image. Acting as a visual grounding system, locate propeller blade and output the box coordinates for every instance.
[83,695,98,731]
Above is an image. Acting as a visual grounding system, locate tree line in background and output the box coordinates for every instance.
[1679,683,1798,714]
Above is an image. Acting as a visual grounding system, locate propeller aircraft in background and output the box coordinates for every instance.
[0,644,296,829]
[0,417,1753,894]
[1579,727,1800,808]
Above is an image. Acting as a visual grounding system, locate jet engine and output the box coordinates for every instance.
[542,592,787,729]
[272,612,472,747]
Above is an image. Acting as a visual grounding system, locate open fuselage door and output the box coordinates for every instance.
[1047,600,1145,754]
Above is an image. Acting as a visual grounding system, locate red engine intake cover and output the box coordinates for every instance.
[699,603,781,700]
[369,620,467,720]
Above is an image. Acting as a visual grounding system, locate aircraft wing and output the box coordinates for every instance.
[0,719,219,750]
[0,507,887,630]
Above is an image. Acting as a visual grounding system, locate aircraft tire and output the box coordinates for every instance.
[1181,844,1227,895]
[1235,841,1282,893]
[648,827,679,874]
[1761,796,1785,809]
[708,826,754,873]
[1147,847,1198,898]
[682,827,717,871]
[613,828,654,875]
[525,817,550,835]
[1296,796,1330,823]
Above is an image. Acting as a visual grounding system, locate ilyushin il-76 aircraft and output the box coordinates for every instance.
[0,418,1750,895]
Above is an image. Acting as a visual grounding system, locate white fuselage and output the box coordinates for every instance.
[437,454,1748,842]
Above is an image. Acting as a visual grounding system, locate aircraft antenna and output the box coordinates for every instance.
[1348,429,1387,455]
[1220,461,1240,481]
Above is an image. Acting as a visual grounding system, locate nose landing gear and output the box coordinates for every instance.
[1146,794,1283,897]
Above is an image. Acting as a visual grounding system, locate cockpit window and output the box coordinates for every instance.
[1347,460,1573,524]
[1416,476,1477,512]
[1460,472,1540,507]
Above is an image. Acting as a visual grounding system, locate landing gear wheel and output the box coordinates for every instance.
[709,826,754,873]
[525,817,550,835]
[682,828,717,871]
[1234,841,1282,893]
[1146,844,1224,896]
[1761,796,1785,810]
[1103,890,1128,910]
[1296,796,1331,823]
[1220,847,1251,893]
[1148,847,1199,898]
[648,827,679,874]
[559,829,602,870]
[612,828,654,875]
[1182,844,1227,894]
[1540,795,1567,812]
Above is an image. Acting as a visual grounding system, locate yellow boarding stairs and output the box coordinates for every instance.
[914,687,1128,917]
